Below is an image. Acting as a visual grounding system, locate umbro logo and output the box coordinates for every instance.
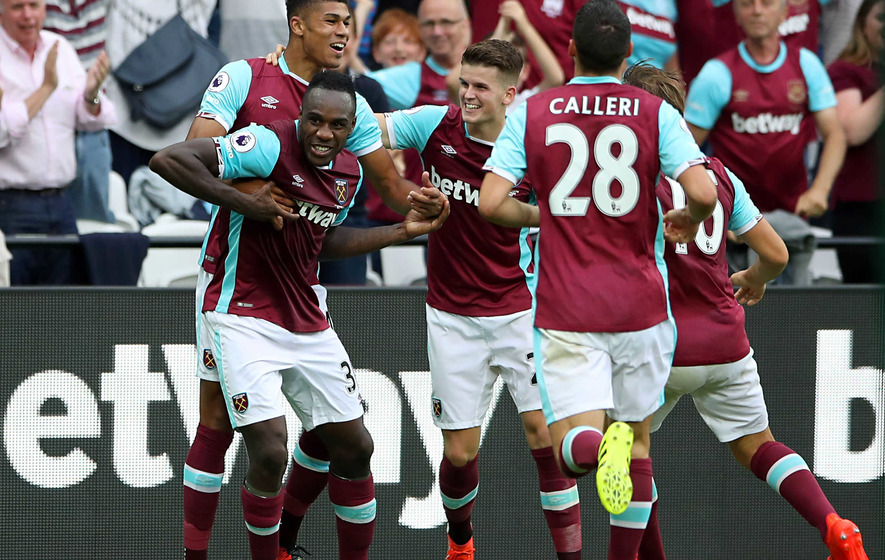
[441,145,457,157]
[292,174,304,187]
[260,95,279,109]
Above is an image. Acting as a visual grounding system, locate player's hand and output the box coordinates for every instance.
[795,188,828,218]
[232,177,294,209]
[43,41,59,91]
[265,44,286,66]
[730,268,766,306]
[85,50,110,100]
[663,208,701,244]
[236,180,299,231]
[408,172,446,218]
[403,192,450,237]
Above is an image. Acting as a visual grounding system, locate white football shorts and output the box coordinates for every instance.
[651,350,770,442]
[196,268,331,382]
[427,305,540,430]
[195,268,218,381]
[202,310,364,430]
[535,319,675,424]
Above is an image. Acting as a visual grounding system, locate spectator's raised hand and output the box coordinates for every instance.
[43,41,59,91]
[498,0,528,27]
[85,50,110,100]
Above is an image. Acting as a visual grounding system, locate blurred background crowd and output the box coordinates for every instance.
[0,0,881,287]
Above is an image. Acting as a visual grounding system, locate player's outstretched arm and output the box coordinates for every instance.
[478,172,539,228]
[359,146,445,216]
[320,173,450,260]
[730,218,789,306]
[663,165,717,243]
[149,140,296,230]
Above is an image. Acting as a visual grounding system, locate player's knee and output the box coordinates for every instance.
[249,440,289,481]
[443,447,477,467]
[199,387,232,431]
[522,421,552,449]
[329,428,374,472]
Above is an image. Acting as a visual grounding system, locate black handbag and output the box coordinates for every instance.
[113,12,227,129]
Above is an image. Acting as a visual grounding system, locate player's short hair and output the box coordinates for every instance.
[622,61,686,115]
[573,0,631,74]
[286,0,348,20]
[461,39,523,86]
[304,70,357,114]
[371,8,422,49]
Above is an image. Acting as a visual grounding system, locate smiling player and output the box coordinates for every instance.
[152,71,448,560]
[376,39,584,560]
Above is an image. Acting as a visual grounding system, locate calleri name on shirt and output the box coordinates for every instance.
[548,96,641,117]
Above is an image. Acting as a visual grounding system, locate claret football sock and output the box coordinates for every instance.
[440,455,480,546]
[329,474,376,560]
[750,441,835,540]
[183,424,234,560]
[532,446,582,559]
[241,485,284,560]
[279,430,330,550]
[560,426,604,477]
[608,458,654,560]
[637,479,666,560]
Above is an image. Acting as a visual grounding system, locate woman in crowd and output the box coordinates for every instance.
[828,0,884,283]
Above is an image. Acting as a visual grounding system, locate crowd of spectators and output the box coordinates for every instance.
[0,0,881,286]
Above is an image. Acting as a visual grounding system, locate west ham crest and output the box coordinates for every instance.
[787,80,807,105]
[335,179,348,204]
[432,398,443,418]
[232,393,249,413]
[202,349,216,370]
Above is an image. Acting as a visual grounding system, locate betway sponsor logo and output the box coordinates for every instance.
[429,165,480,207]
[2,343,512,529]
[625,6,675,39]
[295,199,339,226]
[779,13,810,36]
[731,112,803,135]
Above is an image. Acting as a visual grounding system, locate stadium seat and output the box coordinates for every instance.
[76,171,141,234]
[379,245,426,286]
[810,226,843,284]
[138,215,209,287]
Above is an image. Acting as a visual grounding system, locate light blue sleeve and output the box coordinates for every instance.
[800,48,837,112]
[726,167,763,234]
[387,105,449,151]
[198,60,253,131]
[346,93,385,157]
[366,62,422,110]
[215,125,281,180]
[685,59,732,129]
[483,102,528,185]
[333,163,364,226]
[658,101,705,179]
[711,0,729,6]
